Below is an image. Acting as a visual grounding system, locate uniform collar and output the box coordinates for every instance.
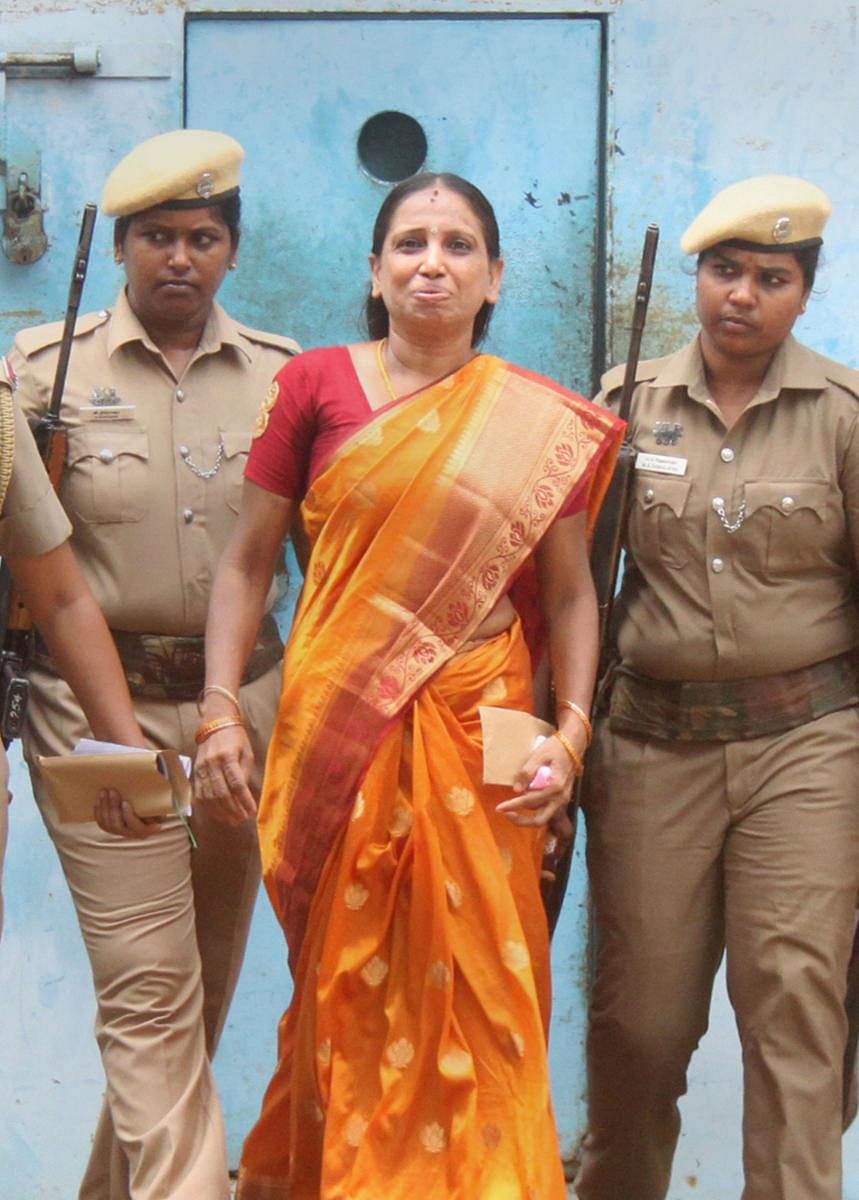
[106,288,252,363]
[651,334,830,407]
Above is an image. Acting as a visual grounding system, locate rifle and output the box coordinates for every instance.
[0,203,97,745]
[543,224,659,935]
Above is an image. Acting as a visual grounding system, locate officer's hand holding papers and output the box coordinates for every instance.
[36,739,194,842]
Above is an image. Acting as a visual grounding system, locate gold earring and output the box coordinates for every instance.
[228,262,237,271]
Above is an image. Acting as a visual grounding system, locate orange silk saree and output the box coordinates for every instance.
[239,354,623,1199]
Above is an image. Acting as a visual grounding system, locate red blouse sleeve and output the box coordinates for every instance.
[246,355,318,499]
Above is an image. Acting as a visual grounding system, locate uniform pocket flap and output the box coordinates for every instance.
[220,429,252,459]
[743,478,829,519]
[66,426,150,465]
[632,474,693,517]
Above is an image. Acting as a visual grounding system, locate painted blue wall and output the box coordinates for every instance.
[2,2,859,1196]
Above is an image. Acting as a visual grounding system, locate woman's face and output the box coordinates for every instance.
[369,186,503,341]
[696,246,809,363]
[117,207,235,332]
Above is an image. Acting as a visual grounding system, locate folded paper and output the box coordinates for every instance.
[478,706,555,786]
[35,748,190,824]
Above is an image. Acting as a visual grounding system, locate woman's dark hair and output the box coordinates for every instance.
[113,192,242,252]
[697,240,820,290]
[365,172,501,347]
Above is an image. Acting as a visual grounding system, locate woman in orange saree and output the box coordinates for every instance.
[194,174,624,1199]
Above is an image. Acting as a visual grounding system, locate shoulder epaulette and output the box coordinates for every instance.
[820,356,859,402]
[14,309,110,357]
[234,323,301,357]
[599,353,673,398]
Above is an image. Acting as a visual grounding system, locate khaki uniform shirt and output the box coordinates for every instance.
[0,359,71,558]
[599,335,859,682]
[9,291,298,634]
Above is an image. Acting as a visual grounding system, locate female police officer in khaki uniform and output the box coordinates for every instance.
[0,359,145,933]
[8,131,299,1200]
[576,177,859,1200]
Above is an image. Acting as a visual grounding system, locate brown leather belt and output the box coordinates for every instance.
[608,650,859,742]
[35,612,283,702]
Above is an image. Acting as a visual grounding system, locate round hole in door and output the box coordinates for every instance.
[357,111,428,183]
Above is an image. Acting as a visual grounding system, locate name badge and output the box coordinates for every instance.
[79,404,136,422]
[635,452,688,476]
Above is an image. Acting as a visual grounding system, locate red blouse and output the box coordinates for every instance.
[246,345,586,520]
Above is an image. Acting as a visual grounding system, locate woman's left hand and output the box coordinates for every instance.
[95,788,164,839]
[497,732,582,826]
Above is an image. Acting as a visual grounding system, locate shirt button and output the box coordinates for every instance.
[644,487,655,503]
[780,495,796,513]
[183,508,194,524]
[98,448,114,463]
[720,447,735,463]
[175,387,185,402]
[179,445,190,458]
[711,557,725,573]
[98,309,109,319]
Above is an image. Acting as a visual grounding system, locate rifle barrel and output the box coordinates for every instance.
[47,202,97,424]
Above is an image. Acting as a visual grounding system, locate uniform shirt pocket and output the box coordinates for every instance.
[628,475,693,569]
[63,427,151,525]
[741,478,832,574]
[221,428,252,514]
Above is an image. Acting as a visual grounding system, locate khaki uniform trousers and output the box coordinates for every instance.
[24,661,282,1200]
[575,706,859,1200]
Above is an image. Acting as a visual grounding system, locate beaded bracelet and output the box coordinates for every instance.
[557,698,593,747]
[197,684,242,715]
[552,729,585,778]
[194,715,245,745]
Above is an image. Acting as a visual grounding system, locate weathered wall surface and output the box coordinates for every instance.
[606,0,859,371]
[2,2,858,1197]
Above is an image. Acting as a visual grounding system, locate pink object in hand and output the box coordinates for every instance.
[529,765,553,789]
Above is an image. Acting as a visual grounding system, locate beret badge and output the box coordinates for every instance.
[197,171,216,200]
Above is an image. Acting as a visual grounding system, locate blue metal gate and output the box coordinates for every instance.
[185,13,604,1168]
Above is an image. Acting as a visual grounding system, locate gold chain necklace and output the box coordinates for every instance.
[376,338,399,404]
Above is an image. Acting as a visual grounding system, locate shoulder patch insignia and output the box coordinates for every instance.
[0,355,16,391]
[253,379,280,439]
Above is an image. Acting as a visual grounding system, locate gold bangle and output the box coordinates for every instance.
[552,729,585,777]
[557,699,593,747]
[197,684,242,715]
[194,715,245,745]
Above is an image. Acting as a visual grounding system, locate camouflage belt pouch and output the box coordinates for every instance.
[608,651,859,742]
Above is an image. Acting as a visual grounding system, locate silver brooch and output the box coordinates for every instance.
[197,171,216,200]
[653,421,683,446]
[91,386,121,405]
[772,216,792,242]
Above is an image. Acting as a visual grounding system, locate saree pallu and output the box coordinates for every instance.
[240,354,624,1198]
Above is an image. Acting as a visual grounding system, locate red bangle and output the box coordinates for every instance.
[552,729,585,777]
[556,699,593,747]
[194,715,245,745]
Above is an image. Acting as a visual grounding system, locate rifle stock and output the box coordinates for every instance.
[543,225,659,934]
[0,203,96,746]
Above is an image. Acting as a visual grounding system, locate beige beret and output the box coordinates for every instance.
[681,175,831,255]
[101,129,244,217]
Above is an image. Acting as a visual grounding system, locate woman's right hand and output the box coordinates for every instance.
[193,725,257,825]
